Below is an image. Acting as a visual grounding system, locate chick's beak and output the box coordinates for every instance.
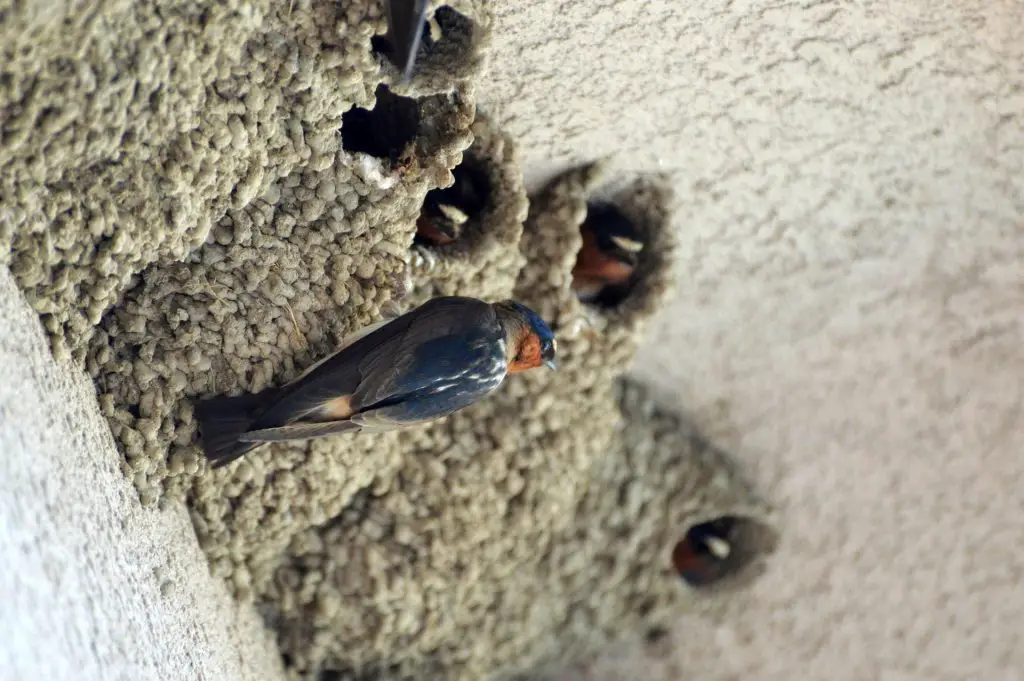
[545,358,557,371]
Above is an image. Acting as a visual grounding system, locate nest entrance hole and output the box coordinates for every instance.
[671,514,775,589]
[341,84,420,164]
[413,154,492,247]
[372,5,476,82]
[571,201,646,310]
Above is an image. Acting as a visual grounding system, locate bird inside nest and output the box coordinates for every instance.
[671,517,737,587]
[414,160,490,247]
[571,202,646,307]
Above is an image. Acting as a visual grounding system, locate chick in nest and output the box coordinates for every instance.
[194,296,557,469]
[672,517,736,587]
[571,202,646,306]
[414,160,490,246]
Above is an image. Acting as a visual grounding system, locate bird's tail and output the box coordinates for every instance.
[193,389,279,469]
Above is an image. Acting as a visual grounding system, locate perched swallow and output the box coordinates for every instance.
[571,202,645,306]
[194,296,557,469]
[381,0,431,83]
[414,160,490,247]
[672,518,735,587]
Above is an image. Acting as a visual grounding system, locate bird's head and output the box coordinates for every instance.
[415,160,489,246]
[582,202,645,268]
[672,518,735,587]
[415,210,461,245]
[494,300,557,374]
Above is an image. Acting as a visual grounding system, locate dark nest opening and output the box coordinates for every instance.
[372,5,477,83]
[413,154,492,248]
[340,84,421,164]
[671,515,776,589]
[571,201,646,310]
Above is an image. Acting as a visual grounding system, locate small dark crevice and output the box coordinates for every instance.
[413,155,492,247]
[317,671,343,681]
[644,625,669,645]
[340,84,420,164]
[369,35,392,61]
[323,487,374,531]
[571,202,646,309]
[316,662,402,681]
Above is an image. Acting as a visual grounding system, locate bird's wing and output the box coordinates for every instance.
[384,0,431,81]
[349,376,496,432]
[238,420,361,443]
[349,297,503,411]
[242,374,487,442]
[244,297,499,432]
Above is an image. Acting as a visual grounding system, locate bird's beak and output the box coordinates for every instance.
[610,235,644,253]
[437,202,470,226]
[545,358,557,370]
[704,536,731,559]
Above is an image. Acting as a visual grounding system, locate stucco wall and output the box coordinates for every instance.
[0,270,286,681]
[478,0,1024,678]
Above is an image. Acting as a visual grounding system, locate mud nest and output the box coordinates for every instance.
[262,167,779,681]
[0,2,776,680]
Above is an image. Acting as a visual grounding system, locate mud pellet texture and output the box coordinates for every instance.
[266,371,778,681]
[1,4,776,681]
[257,165,774,681]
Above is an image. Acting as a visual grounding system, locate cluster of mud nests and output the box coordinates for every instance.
[0,1,777,679]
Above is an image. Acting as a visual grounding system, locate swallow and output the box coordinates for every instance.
[381,0,432,83]
[415,202,466,246]
[571,202,645,306]
[671,518,735,587]
[414,160,490,247]
[194,295,557,469]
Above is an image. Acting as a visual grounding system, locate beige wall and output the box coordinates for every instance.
[0,271,288,681]
[481,1,1024,678]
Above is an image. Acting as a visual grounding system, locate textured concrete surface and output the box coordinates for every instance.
[0,270,286,681]
[479,0,1024,679]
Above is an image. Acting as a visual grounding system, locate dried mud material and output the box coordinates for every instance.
[1,2,777,681]
[262,165,776,681]
[495,376,780,681]
[403,113,529,306]
[0,0,486,364]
